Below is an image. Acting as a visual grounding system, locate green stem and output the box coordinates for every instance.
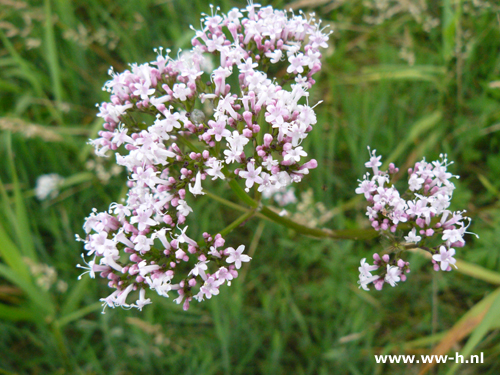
[260,206,377,240]
[228,179,258,208]
[226,178,378,240]
[175,134,377,241]
[219,209,256,237]
[204,190,249,213]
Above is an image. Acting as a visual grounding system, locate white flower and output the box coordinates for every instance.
[35,174,64,200]
[284,146,307,163]
[226,245,251,269]
[358,258,378,278]
[384,265,401,287]
[205,157,225,180]
[189,261,209,281]
[134,235,154,253]
[200,276,223,299]
[358,274,379,291]
[408,174,425,191]
[176,200,193,216]
[404,228,422,244]
[134,288,152,311]
[188,172,205,196]
[265,49,282,63]
[216,266,233,285]
[355,178,377,200]
[226,131,249,152]
[239,161,263,191]
[115,284,135,307]
[365,148,382,175]
[176,226,197,246]
[442,227,464,245]
[138,260,160,276]
[432,246,457,271]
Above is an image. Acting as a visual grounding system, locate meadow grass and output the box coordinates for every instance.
[0,0,500,374]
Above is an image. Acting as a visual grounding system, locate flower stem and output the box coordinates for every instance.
[219,209,256,237]
[226,177,378,240]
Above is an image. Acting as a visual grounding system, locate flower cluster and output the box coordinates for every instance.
[35,174,64,200]
[356,147,473,290]
[78,3,329,312]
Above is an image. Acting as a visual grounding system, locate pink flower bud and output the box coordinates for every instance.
[301,159,318,170]
[243,129,253,138]
[263,133,273,147]
[179,189,186,199]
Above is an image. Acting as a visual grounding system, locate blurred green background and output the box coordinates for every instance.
[1,0,500,374]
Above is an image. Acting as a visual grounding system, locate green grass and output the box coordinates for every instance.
[1,0,500,374]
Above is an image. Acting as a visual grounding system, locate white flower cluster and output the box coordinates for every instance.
[355,147,474,291]
[35,174,64,200]
[78,3,330,312]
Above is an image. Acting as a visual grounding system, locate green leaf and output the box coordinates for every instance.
[44,0,64,105]
[6,133,37,260]
[384,111,443,167]
[0,264,55,317]
[61,275,91,317]
[0,223,31,282]
[0,303,35,322]
[57,302,102,328]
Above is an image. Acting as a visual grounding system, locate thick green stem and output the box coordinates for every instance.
[226,177,378,240]
[260,206,377,240]
[228,179,258,208]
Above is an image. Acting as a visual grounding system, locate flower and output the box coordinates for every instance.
[358,274,380,291]
[355,149,471,290]
[188,171,205,196]
[35,174,64,200]
[432,246,457,271]
[134,288,152,311]
[239,161,263,191]
[226,245,251,269]
[384,265,401,287]
[79,2,328,312]
[404,228,421,244]
[358,258,378,277]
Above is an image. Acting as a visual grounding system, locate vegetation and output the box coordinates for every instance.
[0,0,499,373]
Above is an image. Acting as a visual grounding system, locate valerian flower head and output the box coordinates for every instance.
[78,3,330,312]
[355,148,475,291]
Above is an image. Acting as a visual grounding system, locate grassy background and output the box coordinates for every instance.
[1,0,500,374]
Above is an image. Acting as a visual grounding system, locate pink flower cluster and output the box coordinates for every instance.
[355,148,473,290]
[78,3,330,312]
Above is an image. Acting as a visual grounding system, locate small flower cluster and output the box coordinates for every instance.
[358,255,410,291]
[355,147,473,290]
[35,174,64,200]
[78,3,329,312]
